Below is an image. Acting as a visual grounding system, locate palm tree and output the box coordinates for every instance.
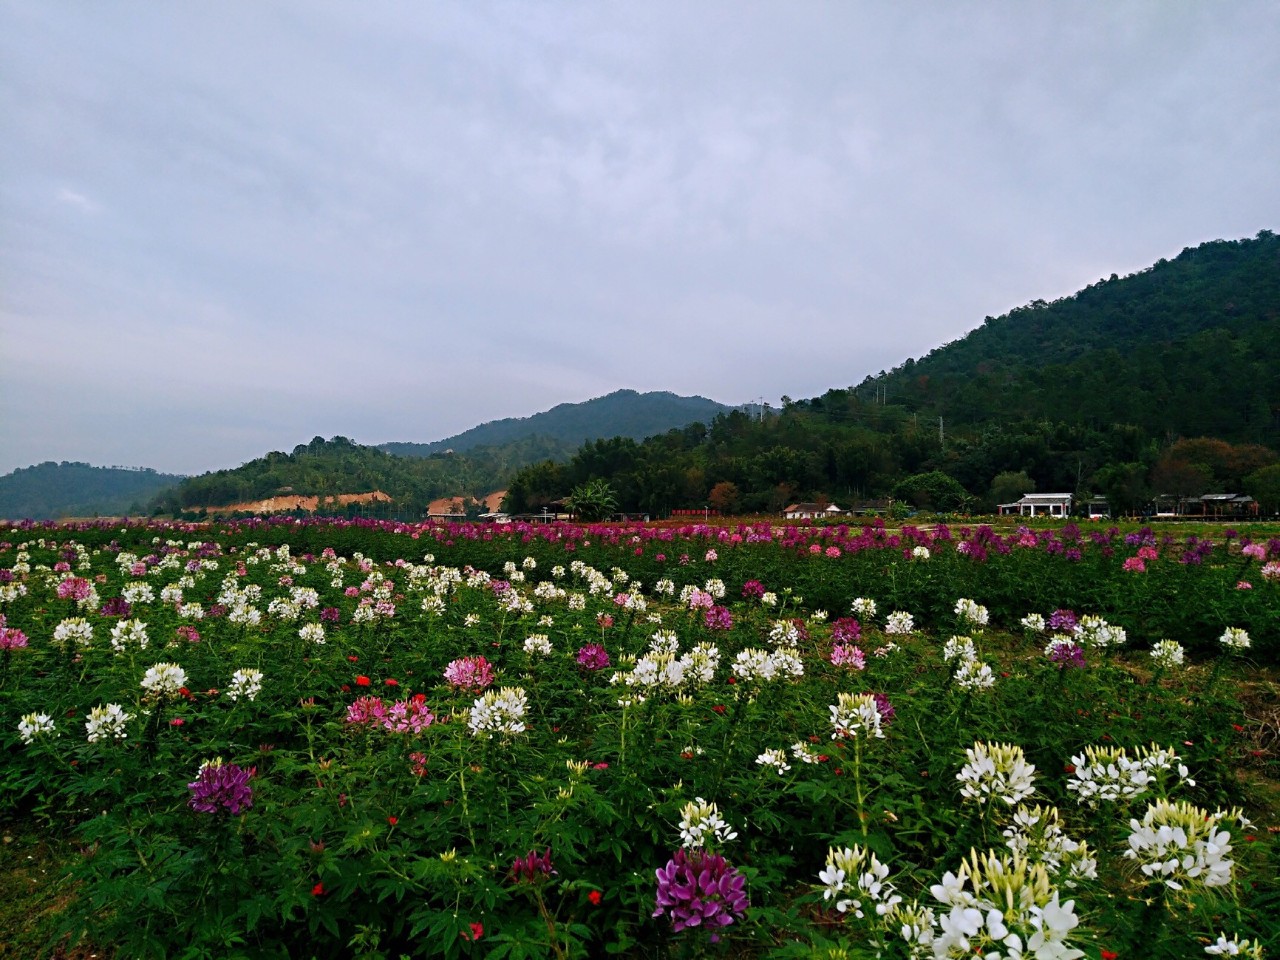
[564,479,618,522]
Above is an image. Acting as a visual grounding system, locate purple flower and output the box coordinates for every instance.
[510,848,556,883]
[1048,641,1087,670]
[872,692,895,724]
[320,606,341,623]
[653,849,749,940]
[703,606,734,631]
[188,761,255,814]
[1047,609,1078,632]
[830,617,861,644]
[100,597,131,618]
[576,643,612,671]
[740,580,765,599]
[0,626,28,650]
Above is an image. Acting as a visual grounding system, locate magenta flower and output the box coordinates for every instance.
[99,597,131,618]
[829,644,865,669]
[653,849,749,940]
[740,580,765,599]
[187,761,255,814]
[0,626,28,650]
[56,577,92,601]
[1047,609,1078,632]
[510,848,556,883]
[830,617,862,644]
[1122,557,1146,573]
[576,643,611,671]
[703,606,733,631]
[443,655,495,691]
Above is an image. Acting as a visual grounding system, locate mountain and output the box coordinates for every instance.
[379,389,733,457]
[502,231,1280,516]
[861,230,1280,446]
[0,462,186,520]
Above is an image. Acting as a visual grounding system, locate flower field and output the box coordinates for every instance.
[1,517,1278,959]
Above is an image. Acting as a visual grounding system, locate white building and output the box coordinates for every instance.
[998,493,1073,517]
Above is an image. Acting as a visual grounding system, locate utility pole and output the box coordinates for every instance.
[938,417,944,449]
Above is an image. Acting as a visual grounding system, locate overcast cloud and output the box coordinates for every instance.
[2,1,1278,476]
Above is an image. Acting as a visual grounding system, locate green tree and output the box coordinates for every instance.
[891,471,969,511]
[989,470,1036,507]
[564,479,618,522]
[1244,463,1280,514]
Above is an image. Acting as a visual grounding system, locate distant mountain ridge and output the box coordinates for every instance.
[379,389,733,457]
[0,462,186,520]
[861,230,1280,446]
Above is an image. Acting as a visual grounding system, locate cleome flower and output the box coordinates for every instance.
[957,742,1036,807]
[18,711,57,745]
[817,844,902,918]
[141,662,188,699]
[678,797,738,850]
[928,850,1084,960]
[227,668,263,702]
[1148,639,1185,670]
[85,703,134,742]
[1219,627,1251,652]
[653,848,749,941]
[468,686,527,739]
[1125,798,1234,892]
[829,692,885,741]
[1066,743,1193,806]
[187,759,255,815]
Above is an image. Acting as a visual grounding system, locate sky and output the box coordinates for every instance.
[2,2,1279,477]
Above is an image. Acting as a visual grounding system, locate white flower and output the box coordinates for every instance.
[829,692,885,740]
[1075,615,1126,649]
[523,634,553,656]
[85,703,133,742]
[1205,933,1265,957]
[818,844,901,918]
[943,636,978,664]
[954,659,996,691]
[884,611,915,634]
[958,742,1036,806]
[1020,613,1047,633]
[227,668,263,702]
[678,797,737,849]
[141,662,188,698]
[851,597,878,618]
[954,598,989,629]
[109,618,149,653]
[1125,798,1234,891]
[18,712,57,744]
[53,617,94,648]
[755,748,791,774]
[760,591,777,607]
[1219,627,1251,652]
[299,622,326,645]
[911,545,930,560]
[468,686,528,739]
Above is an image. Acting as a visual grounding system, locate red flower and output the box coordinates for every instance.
[347,655,359,662]
[1063,764,1076,774]
[170,718,185,727]
[1232,723,1245,732]
[312,882,326,896]
[1101,951,1118,960]
[588,890,602,905]
[385,678,399,687]
[387,816,398,826]
[460,922,483,941]
[711,705,726,714]
[355,675,371,687]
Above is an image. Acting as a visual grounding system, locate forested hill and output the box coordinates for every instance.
[379,389,732,457]
[860,230,1280,446]
[0,462,185,520]
[151,435,574,517]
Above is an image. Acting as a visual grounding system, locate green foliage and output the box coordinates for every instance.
[564,479,618,521]
[0,518,1276,959]
[379,390,731,458]
[891,471,969,511]
[0,462,185,520]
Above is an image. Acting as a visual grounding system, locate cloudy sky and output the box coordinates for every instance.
[2,2,1278,477]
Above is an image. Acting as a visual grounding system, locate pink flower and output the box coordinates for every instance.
[829,644,865,669]
[1236,580,1253,590]
[1122,557,1145,573]
[704,549,718,562]
[825,546,841,558]
[1137,545,1159,560]
[443,655,495,691]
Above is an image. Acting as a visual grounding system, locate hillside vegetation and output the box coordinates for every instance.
[379,389,731,457]
[0,462,185,520]
[504,232,1280,516]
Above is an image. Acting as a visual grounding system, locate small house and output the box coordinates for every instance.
[998,493,1073,518]
[783,502,847,520]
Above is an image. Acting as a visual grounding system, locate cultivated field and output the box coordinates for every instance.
[1,517,1277,959]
